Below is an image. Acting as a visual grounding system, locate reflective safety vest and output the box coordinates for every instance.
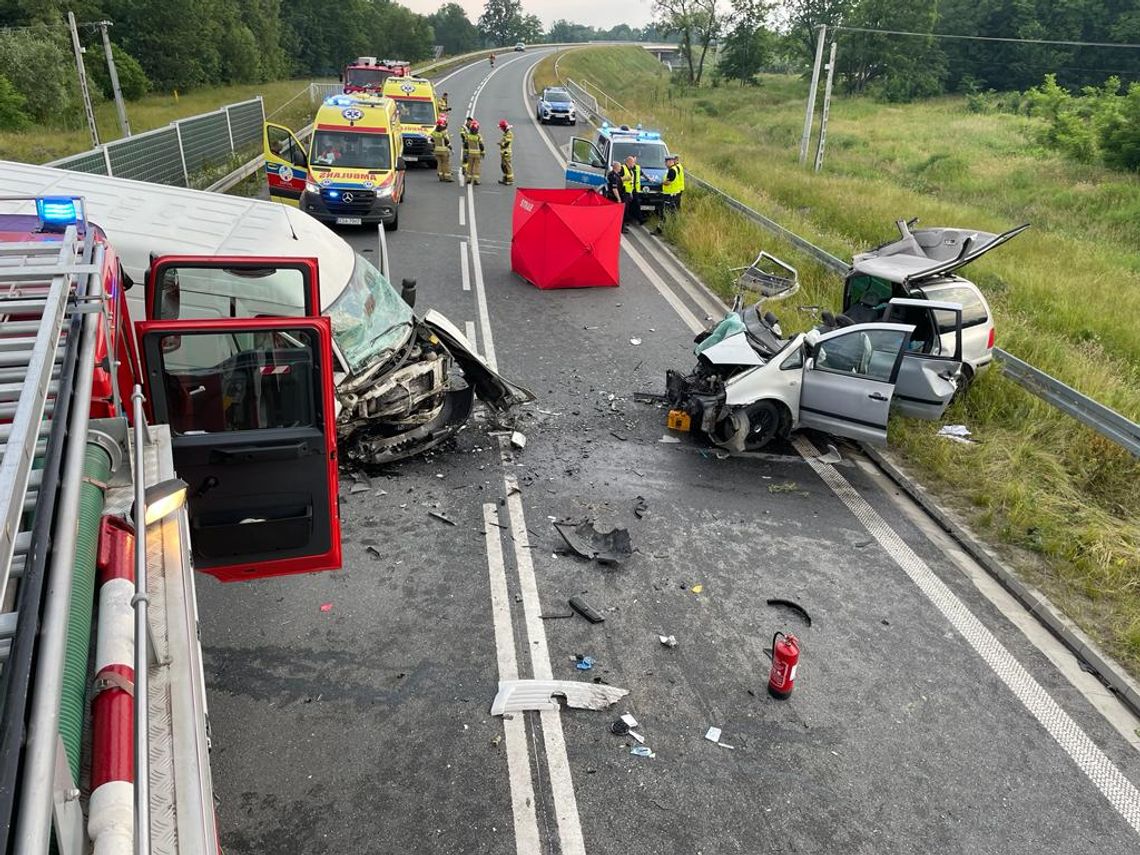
[462,131,484,154]
[499,129,513,155]
[431,129,450,152]
[620,164,633,194]
[632,164,643,193]
[663,163,685,196]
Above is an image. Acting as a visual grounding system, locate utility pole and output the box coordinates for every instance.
[798,25,826,166]
[814,41,838,173]
[67,11,100,149]
[99,21,131,138]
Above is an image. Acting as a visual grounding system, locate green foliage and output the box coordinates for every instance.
[430,3,480,54]
[0,73,31,130]
[719,17,777,85]
[218,25,261,85]
[1024,74,1140,172]
[478,0,525,46]
[0,27,78,123]
[90,45,151,101]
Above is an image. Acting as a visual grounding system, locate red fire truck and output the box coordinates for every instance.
[0,196,342,853]
[342,56,412,94]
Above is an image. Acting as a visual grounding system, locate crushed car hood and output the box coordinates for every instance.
[422,310,535,410]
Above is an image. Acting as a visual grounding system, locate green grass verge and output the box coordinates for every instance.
[538,46,1140,676]
[0,79,325,165]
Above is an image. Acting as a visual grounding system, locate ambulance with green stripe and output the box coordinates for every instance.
[263,94,407,231]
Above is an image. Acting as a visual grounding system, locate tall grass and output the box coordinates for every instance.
[541,47,1140,674]
[0,79,324,165]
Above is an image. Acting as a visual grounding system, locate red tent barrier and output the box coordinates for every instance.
[510,188,622,289]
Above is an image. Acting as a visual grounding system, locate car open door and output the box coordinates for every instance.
[137,256,340,581]
[565,137,606,190]
[799,323,913,445]
[901,223,1030,285]
[264,122,310,206]
[882,298,963,420]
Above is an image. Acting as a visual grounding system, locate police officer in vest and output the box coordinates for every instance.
[431,117,453,182]
[497,119,514,185]
[623,154,644,225]
[604,161,630,233]
[656,153,685,233]
[462,119,485,184]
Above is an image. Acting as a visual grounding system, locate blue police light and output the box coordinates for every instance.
[328,190,341,199]
[36,197,80,232]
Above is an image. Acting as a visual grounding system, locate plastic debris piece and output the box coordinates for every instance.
[630,337,642,346]
[633,496,648,519]
[621,713,639,728]
[658,434,682,444]
[630,746,655,758]
[365,546,381,559]
[490,679,629,715]
[569,596,605,623]
[319,603,333,613]
[428,510,458,526]
[766,598,813,627]
[629,730,646,744]
[511,431,527,450]
[350,482,371,494]
[555,521,633,565]
[718,743,736,750]
[540,611,575,620]
[691,584,703,594]
[611,719,630,735]
[576,656,595,671]
[705,726,722,743]
[817,443,842,465]
[659,634,678,648]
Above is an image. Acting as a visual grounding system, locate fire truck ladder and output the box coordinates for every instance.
[0,214,115,853]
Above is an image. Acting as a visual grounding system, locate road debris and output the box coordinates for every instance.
[658,634,678,648]
[691,584,703,594]
[575,655,595,671]
[766,598,813,627]
[628,730,646,744]
[568,596,605,623]
[621,713,639,728]
[428,510,458,526]
[816,443,842,465]
[705,726,722,743]
[658,434,681,444]
[611,719,630,735]
[937,424,976,444]
[365,546,381,560]
[768,481,802,494]
[633,496,648,519]
[511,430,528,450]
[630,337,642,346]
[540,611,575,620]
[554,520,633,565]
[490,679,629,715]
[630,746,656,758]
[319,603,333,613]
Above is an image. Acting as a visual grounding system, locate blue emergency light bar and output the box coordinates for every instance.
[35,196,85,234]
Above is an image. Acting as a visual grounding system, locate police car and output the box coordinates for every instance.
[564,124,670,210]
[536,87,577,125]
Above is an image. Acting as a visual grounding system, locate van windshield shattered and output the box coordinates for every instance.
[328,253,414,373]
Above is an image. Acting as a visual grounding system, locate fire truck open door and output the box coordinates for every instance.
[136,257,341,581]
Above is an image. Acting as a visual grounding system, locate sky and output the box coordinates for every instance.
[398,0,656,31]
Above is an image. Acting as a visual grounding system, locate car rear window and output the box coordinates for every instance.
[920,284,989,331]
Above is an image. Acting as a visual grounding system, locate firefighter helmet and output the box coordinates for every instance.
[499,119,510,131]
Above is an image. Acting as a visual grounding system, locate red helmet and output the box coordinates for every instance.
[470,120,479,132]
[499,119,510,131]
[436,116,447,128]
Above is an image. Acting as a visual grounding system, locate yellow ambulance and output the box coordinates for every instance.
[263,94,407,230]
[381,76,440,167]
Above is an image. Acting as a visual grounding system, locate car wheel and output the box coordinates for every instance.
[953,364,975,400]
[744,401,782,450]
[384,208,399,232]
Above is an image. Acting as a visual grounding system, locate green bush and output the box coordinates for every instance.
[90,45,151,101]
[0,74,31,130]
[0,29,78,124]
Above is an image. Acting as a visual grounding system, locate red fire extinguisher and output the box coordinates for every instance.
[768,632,800,699]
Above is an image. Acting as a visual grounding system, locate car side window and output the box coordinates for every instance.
[780,346,804,370]
[815,329,906,382]
[922,285,988,330]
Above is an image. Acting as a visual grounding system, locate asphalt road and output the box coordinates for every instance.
[197,50,1140,854]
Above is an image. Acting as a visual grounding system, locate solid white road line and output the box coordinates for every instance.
[627,227,723,319]
[792,434,1140,836]
[460,195,466,227]
[483,504,542,853]
[464,321,478,356]
[471,52,588,855]
[459,239,471,292]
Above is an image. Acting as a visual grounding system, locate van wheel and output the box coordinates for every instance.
[384,210,399,232]
[744,401,783,450]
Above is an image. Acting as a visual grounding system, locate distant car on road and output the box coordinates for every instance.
[536,87,577,125]
[514,42,526,52]
[842,220,1029,381]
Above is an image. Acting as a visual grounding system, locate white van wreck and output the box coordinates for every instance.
[0,161,533,464]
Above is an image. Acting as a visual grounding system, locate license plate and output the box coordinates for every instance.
[404,155,418,161]
[335,217,362,226]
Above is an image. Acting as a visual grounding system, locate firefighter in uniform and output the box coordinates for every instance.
[431,117,453,182]
[462,119,485,184]
[656,154,685,233]
[438,91,450,114]
[497,119,514,185]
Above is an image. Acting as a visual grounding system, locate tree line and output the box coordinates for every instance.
[0,0,656,132]
[662,0,1140,100]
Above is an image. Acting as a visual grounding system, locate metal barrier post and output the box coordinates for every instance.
[173,122,190,186]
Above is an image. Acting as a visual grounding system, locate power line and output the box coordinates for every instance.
[833,26,1140,51]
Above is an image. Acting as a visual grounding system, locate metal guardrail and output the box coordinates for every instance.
[575,82,1140,457]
